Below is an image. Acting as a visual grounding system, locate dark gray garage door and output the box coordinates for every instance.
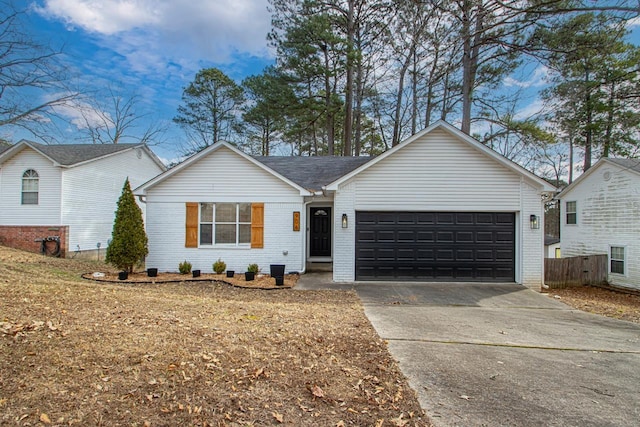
[355,212,515,282]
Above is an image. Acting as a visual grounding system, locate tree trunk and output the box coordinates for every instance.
[411,49,418,135]
[343,0,355,156]
[322,47,335,155]
[584,69,593,171]
[392,55,412,146]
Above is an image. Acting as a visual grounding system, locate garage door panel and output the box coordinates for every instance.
[356,212,515,282]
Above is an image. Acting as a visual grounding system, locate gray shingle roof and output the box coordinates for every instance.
[607,158,640,174]
[254,155,373,191]
[12,141,142,166]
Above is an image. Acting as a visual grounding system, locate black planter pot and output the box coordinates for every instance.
[192,270,201,278]
[270,264,286,278]
[245,271,255,281]
[147,268,158,277]
[226,270,235,278]
[275,276,284,286]
[118,271,128,280]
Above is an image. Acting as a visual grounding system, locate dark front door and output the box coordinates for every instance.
[310,207,331,257]
[355,211,515,282]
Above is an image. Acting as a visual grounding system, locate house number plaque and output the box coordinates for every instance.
[293,211,300,231]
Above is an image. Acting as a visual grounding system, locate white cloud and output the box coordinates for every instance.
[44,94,111,130]
[35,0,272,66]
[626,16,640,29]
[514,98,546,121]
[504,65,549,89]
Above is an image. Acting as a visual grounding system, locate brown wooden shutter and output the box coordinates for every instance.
[185,202,198,248]
[251,203,264,248]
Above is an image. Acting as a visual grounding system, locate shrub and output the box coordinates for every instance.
[213,258,226,274]
[179,260,192,274]
[105,178,148,273]
[247,263,259,273]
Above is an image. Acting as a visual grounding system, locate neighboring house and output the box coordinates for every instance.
[135,121,555,289]
[544,235,561,258]
[558,158,640,290]
[0,140,166,257]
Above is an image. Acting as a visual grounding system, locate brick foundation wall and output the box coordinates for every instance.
[0,226,69,257]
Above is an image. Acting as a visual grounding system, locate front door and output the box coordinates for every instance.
[310,207,331,257]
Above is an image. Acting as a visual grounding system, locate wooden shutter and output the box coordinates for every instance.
[185,202,198,248]
[251,203,264,248]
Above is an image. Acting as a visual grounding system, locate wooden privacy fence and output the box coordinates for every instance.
[544,254,608,289]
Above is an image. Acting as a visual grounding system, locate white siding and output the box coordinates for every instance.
[0,148,62,224]
[145,146,305,272]
[354,130,522,210]
[521,181,545,288]
[333,181,356,281]
[333,129,546,287]
[561,164,640,290]
[148,147,302,203]
[61,148,164,252]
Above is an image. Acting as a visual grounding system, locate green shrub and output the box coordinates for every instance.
[179,260,192,274]
[247,263,259,273]
[213,258,226,274]
[105,178,148,273]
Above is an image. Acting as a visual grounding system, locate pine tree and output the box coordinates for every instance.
[106,178,148,273]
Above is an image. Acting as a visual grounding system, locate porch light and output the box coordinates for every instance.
[342,213,348,229]
[530,214,540,230]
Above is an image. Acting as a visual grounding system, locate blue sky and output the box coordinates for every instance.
[18,0,275,162]
[8,1,640,163]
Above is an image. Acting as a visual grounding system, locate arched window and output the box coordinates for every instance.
[22,169,39,205]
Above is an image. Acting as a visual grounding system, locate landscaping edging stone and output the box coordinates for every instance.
[81,272,297,290]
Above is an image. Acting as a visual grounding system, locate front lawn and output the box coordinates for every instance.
[0,246,429,426]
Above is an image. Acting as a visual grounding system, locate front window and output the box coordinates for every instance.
[21,169,39,205]
[565,201,576,225]
[610,246,625,275]
[199,203,251,246]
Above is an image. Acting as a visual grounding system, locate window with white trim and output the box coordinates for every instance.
[199,203,251,245]
[610,246,625,275]
[565,201,577,225]
[21,169,39,205]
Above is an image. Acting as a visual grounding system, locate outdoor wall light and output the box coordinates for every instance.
[530,214,540,230]
[342,213,348,229]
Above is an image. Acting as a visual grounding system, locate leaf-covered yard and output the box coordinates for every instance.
[0,246,429,426]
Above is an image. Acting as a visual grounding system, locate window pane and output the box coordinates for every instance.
[216,203,235,222]
[239,203,251,222]
[22,179,38,192]
[22,192,38,205]
[239,224,251,243]
[566,213,576,225]
[200,203,213,222]
[611,260,624,274]
[611,247,624,260]
[216,224,236,244]
[566,201,576,212]
[200,224,212,245]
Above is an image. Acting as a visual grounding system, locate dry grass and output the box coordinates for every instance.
[0,246,429,426]
[549,286,640,324]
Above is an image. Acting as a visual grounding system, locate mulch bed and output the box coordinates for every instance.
[82,271,298,289]
[549,285,640,323]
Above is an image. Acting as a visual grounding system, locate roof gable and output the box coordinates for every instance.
[135,142,312,195]
[558,158,640,199]
[326,120,557,192]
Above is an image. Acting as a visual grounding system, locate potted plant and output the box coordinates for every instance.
[270,264,285,278]
[147,268,158,277]
[213,258,226,274]
[178,260,192,275]
[245,263,259,281]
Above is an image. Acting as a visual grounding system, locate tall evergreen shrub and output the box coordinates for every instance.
[106,178,148,272]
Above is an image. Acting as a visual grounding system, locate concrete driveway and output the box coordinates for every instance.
[297,275,640,426]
